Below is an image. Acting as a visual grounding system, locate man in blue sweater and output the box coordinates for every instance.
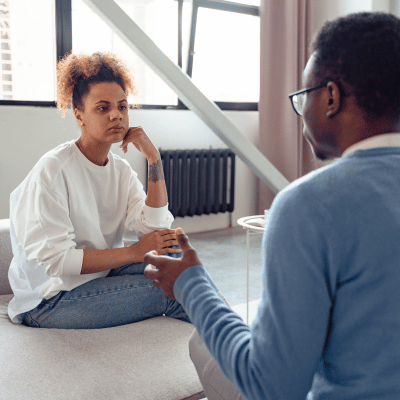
[144,12,400,400]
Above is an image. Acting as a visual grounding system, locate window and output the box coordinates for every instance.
[1,0,56,101]
[185,0,259,109]
[232,0,260,4]
[0,0,259,109]
[191,7,259,103]
[72,0,179,105]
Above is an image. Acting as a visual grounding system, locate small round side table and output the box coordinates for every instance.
[237,215,267,324]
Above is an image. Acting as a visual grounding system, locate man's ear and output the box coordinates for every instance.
[326,81,341,118]
[74,108,83,127]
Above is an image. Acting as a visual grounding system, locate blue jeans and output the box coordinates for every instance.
[21,247,190,329]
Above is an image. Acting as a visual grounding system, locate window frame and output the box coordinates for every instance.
[179,0,259,110]
[0,0,259,110]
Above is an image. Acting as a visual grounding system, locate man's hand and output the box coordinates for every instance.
[144,228,202,300]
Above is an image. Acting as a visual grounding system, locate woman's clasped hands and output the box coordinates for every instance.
[133,229,182,262]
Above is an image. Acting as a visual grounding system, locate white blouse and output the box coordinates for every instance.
[8,141,173,323]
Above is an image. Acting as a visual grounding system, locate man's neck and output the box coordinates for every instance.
[339,114,400,156]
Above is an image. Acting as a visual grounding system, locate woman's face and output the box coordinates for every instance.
[74,81,129,146]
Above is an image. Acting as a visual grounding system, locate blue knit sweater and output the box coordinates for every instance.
[175,147,400,400]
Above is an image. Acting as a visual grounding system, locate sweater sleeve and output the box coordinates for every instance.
[124,169,174,239]
[174,186,334,400]
[12,181,83,277]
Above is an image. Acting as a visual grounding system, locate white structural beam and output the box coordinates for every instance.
[82,0,290,193]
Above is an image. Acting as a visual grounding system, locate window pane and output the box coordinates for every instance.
[181,1,192,73]
[192,8,259,102]
[235,0,260,5]
[72,0,179,106]
[3,0,56,101]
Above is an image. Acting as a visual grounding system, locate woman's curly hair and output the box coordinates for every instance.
[56,52,137,116]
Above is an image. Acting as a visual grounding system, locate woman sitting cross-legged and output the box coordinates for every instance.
[7,52,190,329]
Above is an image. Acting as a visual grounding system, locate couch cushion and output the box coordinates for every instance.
[0,294,204,400]
[0,219,12,295]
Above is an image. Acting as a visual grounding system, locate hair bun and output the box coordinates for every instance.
[56,52,137,116]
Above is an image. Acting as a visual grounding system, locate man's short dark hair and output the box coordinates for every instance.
[311,12,400,117]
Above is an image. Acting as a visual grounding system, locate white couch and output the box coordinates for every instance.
[0,219,205,400]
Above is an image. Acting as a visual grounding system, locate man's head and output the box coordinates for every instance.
[295,12,400,160]
[312,12,400,118]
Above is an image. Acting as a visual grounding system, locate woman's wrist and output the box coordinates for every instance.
[81,246,140,274]
[147,153,161,165]
[148,158,165,184]
[126,245,141,263]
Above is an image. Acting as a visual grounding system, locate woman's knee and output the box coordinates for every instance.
[20,311,40,328]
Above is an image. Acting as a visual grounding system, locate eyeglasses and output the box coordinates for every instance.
[288,84,327,116]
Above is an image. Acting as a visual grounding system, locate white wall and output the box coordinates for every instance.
[389,0,400,15]
[312,0,394,33]
[0,106,259,233]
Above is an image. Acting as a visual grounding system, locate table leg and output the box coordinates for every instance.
[246,228,250,324]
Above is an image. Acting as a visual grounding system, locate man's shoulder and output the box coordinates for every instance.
[275,150,398,212]
[267,160,355,237]
[291,147,400,194]
[271,157,366,222]
[278,159,345,199]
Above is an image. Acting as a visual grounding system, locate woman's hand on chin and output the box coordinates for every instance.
[119,127,160,163]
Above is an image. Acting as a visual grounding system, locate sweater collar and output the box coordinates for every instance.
[72,141,112,173]
[342,133,400,158]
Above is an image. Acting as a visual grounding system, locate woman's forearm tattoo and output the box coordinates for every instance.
[148,159,165,183]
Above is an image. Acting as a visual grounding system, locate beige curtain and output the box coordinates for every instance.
[258,0,316,212]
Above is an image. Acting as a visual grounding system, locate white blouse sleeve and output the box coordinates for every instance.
[12,181,83,277]
[124,170,174,240]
